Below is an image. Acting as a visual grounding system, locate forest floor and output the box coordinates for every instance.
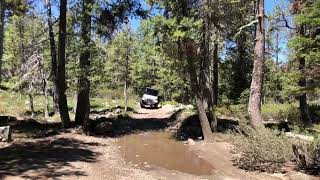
[0,105,319,180]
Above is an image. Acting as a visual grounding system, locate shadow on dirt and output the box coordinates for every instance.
[174,114,240,141]
[90,109,182,138]
[0,116,63,139]
[0,137,100,179]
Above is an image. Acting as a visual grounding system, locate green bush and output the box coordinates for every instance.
[96,88,135,99]
[238,89,250,105]
[306,138,320,168]
[261,103,299,123]
[294,138,320,170]
[216,104,247,119]
[161,100,179,106]
[233,127,294,172]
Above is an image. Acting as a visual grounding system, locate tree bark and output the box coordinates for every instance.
[57,0,70,128]
[184,41,213,141]
[297,25,312,126]
[275,31,279,65]
[124,40,129,112]
[210,42,219,132]
[44,78,50,118]
[199,1,217,132]
[72,92,78,113]
[28,93,34,118]
[212,42,218,106]
[248,0,265,129]
[0,0,5,84]
[200,16,212,110]
[75,0,93,130]
[44,0,59,114]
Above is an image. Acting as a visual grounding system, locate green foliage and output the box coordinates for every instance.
[161,100,178,106]
[238,89,250,105]
[293,137,320,171]
[261,103,299,122]
[233,127,294,172]
[216,104,247,119]
[289,0,320,93]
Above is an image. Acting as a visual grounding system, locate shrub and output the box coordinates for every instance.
[161,100,178,106]
[216,104,247,119]
[294,138,320,172]
[233,127,294,172]
[238,89,250,105]
[305,138,320,169]
[261,103,299,123]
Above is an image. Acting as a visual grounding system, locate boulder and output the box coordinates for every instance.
[185,105,194,110]
[187,138,195,145]
[0,126,11,142]
[114,108,122,114]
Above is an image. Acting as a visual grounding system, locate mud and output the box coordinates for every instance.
[117,131,214,175]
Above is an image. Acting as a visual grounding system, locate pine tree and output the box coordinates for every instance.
[75,0,93,129]
[248,0,265,129]
[57,0,71,128]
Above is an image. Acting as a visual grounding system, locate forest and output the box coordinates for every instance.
[0,0,319,179]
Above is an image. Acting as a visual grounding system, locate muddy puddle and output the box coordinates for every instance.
[117,131,214,175]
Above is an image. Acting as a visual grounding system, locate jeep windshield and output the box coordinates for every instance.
[144,88,158,96]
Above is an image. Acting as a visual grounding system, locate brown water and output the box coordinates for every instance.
[117,132,214,175]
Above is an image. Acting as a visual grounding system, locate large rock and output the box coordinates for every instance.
[187,138,195,145]
[0,126,11,142]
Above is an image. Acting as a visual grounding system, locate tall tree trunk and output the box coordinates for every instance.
[57,0,70,128]
[44,78,50,118]
[210,42,219,132]
[39,52,50,118]
[124,42,129,112]
[0,0,5,84]
[248,0,265,129]
[75,0,92,130]
[200,17,212,110]
[72,92,78,113]
[275,31,279,65]
[28,93,34,117]
[45,0,59,114]
[297,25,312,126]
[212,42,218,106]
[184,41,213,141]
[200,1,217,132]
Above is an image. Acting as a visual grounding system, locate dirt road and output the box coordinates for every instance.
[0,106,317,180]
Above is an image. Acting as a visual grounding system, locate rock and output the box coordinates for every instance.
[105,113,114,119]
[185,105,194,110]
[0,126,11,142]
[187,138,195,145]
[114,108,122,114]
[94,122,112,134]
